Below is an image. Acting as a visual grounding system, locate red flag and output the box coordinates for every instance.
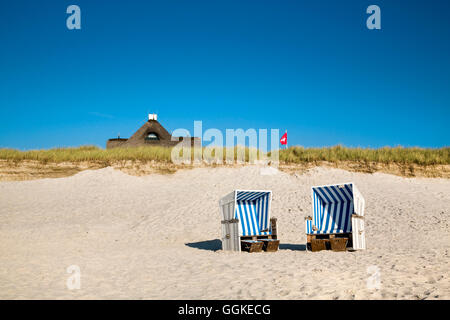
[280,132,287,145]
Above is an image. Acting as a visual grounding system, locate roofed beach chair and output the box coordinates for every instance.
[220,190,279,253]
[306,183,366,252]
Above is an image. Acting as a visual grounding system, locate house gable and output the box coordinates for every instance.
[127,120,172,144]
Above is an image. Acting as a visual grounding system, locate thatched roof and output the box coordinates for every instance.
[126,120,172,145]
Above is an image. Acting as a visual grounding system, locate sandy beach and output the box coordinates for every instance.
[0,166,449,299]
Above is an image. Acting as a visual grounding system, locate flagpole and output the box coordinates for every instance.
[286,130,288,149]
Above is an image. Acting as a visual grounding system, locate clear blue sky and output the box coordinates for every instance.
[0,0,449,150]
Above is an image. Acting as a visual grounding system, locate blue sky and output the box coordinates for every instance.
[0,0,449,150]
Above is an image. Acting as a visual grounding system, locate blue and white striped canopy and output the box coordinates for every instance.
[306,184,354,234]
[235,191,271,236]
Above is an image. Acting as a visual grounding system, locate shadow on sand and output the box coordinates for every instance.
[279,243,306,251]
[185,239,222,251]
[186,240,306,252]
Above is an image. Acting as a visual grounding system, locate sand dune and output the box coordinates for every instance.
[0,166,449,299]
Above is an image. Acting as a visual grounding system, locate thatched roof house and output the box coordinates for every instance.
[107,114,198,149]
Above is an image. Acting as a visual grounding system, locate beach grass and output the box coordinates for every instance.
[0,145,173,164]
[277,145,450,166]
[1,145,449,180]
[0,145,448,166]
[0,145,258,164]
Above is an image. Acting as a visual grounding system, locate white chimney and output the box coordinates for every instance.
[148,113,158,121]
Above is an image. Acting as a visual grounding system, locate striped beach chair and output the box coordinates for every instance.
[220,190,279,252]
[306,183,366,251]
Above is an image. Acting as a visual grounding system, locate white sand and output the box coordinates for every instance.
[0,166,449,299]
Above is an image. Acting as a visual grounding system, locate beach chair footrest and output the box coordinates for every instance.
[307,233,351,252]
[330,238,348,251]
[241,240,264,253]
[261,239,280,252]
[310,239,327,252]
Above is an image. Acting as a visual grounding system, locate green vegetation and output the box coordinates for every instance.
[0,146,172,163]
[278,146,450,166]
[0,145,449,166]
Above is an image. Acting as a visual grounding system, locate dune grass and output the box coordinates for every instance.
[0,145,448,166]
[0,145,260,164]
[0,146,172,164]
[278,146,450,166]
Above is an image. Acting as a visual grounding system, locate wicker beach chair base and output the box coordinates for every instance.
[261,239,280,252]
[241,240,264,253]
[310,239,327,252]
[330,238,348,251]
[307,233,352,252]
